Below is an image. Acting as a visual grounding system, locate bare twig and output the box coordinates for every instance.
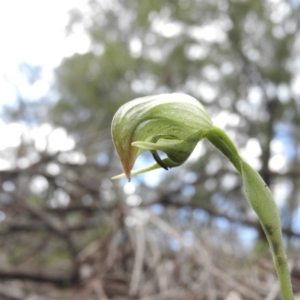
[129,223,145,296]
[148,213,263,300]
[90,279,110,300]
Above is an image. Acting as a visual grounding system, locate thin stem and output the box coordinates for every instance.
[206,127,293,299]
[241,160,294,300]
[206,127,242,174]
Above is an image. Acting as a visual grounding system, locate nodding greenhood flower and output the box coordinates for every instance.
[111,93,213,180]
[111,94,294,299]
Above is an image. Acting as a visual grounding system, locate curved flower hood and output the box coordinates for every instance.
[111,93,213,180]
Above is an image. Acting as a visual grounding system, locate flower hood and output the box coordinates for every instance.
[111,93,213,180]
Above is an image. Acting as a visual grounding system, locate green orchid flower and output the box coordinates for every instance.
[111,93,293,299]
[111,93,213,180]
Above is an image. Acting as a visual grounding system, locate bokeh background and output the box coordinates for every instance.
[1,0,300,299]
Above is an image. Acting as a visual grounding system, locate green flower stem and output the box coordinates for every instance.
[206,127,242,174]
[241,160,293,300]
[207,127,293,300]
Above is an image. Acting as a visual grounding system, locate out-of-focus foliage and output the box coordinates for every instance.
[1,0,300,299]
[54,0,300,236]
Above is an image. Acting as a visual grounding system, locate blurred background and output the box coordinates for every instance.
[0,0,300,299]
